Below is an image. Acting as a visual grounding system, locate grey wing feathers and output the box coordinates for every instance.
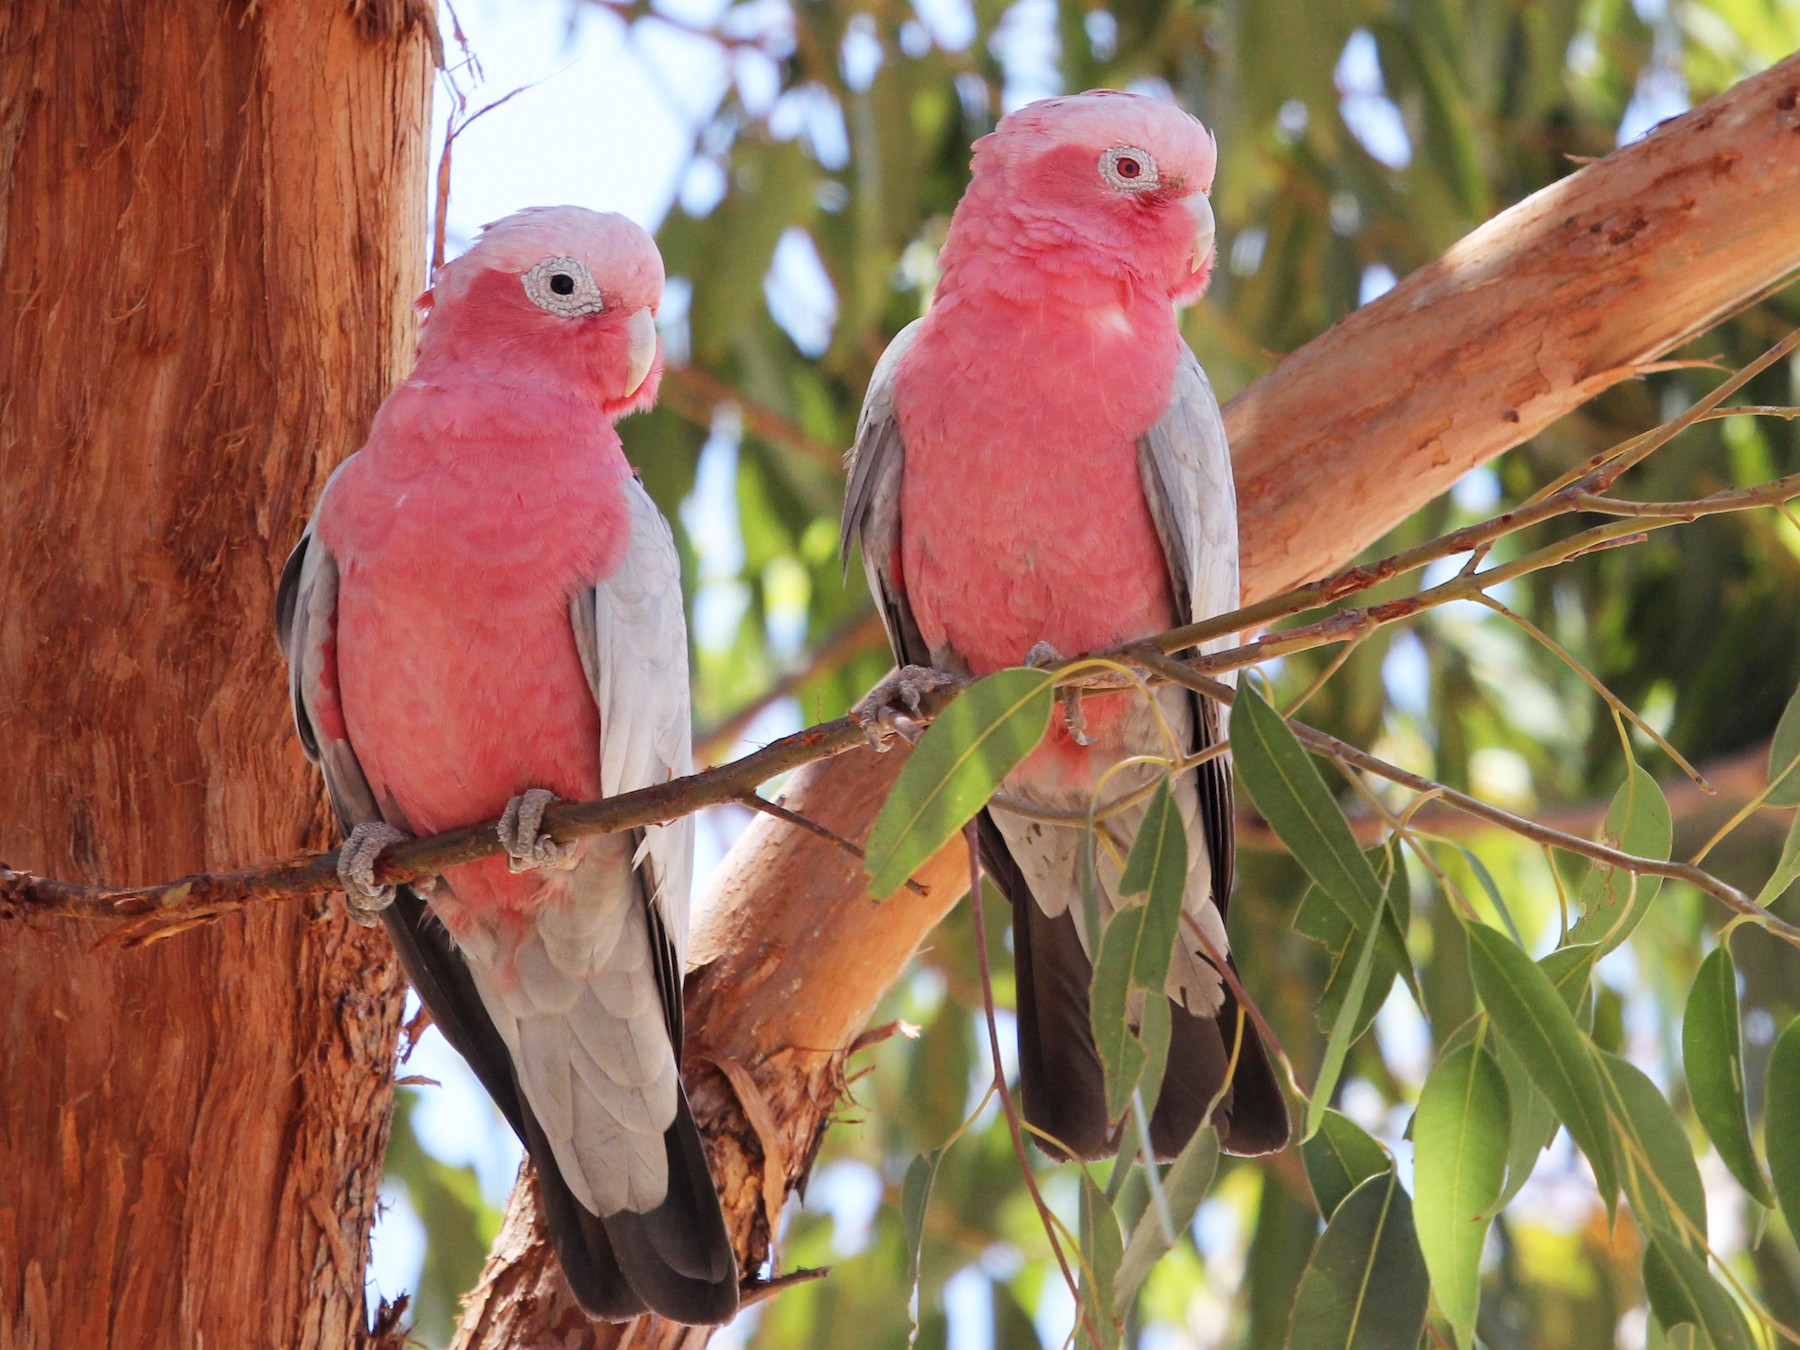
[562,476,737,1322]
[842,319,932,668]
[571,475,696,962]
[1137,346,1240,926]
[275,511,380,832]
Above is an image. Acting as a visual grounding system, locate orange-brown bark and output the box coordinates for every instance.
[0,3,434,1347]
[451,53,1800,1349]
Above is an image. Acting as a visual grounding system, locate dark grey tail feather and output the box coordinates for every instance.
[1149,978,1291,1158]
[981,814,1113,1160]
[980,813,1291,1163]
[381,884,738,1324]
[381,886,526,1137]
[1209,985,1290,1156]
[519,1100,649,1320]
[603,1092,740,1325]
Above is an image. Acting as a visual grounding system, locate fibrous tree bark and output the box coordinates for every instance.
[0,4,434,1347]
[452,53,1800,1349]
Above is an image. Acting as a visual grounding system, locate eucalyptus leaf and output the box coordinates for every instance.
[1642,1236,1756,1350]
[1754,810,1800,907]
[1600,1052,1707,1250]
[1302,1110,1392,1220]
[1566,765,1672,953]
[1466,924,1620,1211]
[1682,946,1773,1207]
[1090,781,1190,1122]
[1078,1168,1124,1350]
[1767,1015,1800,1246]
[1413,1039,1509,1350]
[1232,681,1387,934]
[1114,1125,1220,1315]
[1766,679,1800,806]
[901,1148,943,1347]
[1286,1172,1430,1350]
[865,668,1054,898]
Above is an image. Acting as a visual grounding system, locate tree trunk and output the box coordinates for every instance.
[451,52,1800,1348]
[0,4,434,1347]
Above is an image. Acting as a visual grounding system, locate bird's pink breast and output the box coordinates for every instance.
[319,413,631,917]
[893,286,1181,778]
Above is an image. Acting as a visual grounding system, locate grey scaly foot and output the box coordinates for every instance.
[338,821,409,928]
[851,664,960,750]
[1022,641,1091,745]
[497,788,580,874]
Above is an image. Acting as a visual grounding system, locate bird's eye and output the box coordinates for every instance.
[522,257,604,316]
[1099,145,1159,193]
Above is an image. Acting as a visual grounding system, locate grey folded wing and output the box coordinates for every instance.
[841,317,933,669]
[1136,343,1241,929]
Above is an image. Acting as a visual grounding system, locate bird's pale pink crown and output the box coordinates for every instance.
[414,205,666,420]
[946,90,1220,304]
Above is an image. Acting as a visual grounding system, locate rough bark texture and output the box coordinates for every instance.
[0,4,434,1348]
[451,53,1800,1348]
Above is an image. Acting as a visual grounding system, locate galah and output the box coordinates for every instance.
[843,93,1290,1160]
[276,206,737,1324]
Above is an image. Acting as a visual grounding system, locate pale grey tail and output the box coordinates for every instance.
[382,885,739,1324]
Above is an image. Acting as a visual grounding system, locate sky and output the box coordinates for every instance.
[368,0,1696,1340]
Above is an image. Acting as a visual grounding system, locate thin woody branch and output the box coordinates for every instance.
[9,432,1800,942]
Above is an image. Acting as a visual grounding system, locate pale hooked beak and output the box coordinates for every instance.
[624,307,658,396]
[1183,190,1216,274]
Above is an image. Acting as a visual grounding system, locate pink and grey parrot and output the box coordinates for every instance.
[276,206,737,1323]
[843,93,1290,1159]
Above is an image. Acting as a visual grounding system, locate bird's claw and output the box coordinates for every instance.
[1022,643,1091,744]
[851,665,959,750]
[339,822,409,927]
[498,788,580,874]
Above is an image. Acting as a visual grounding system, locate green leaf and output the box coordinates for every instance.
[1642,1236,1756,1350]
[1301,1110,1392,1220]
[1078,1168,1124,1350]
[1766,679,1800,807]
[1767,1015,1800,1246]
[1286,1172,1430,1350]
[1566,765,1673,953]
[1682,946,1773,1207]
[1307,886,1388,1141]
[1466,924,1621,1211]
[865,669,1053,897]
[900,1146,942,1346]
[1540,942,1601,1015]
[1600,1052,1707,1250]
[1754,810,1800,907]
[1117,777,1189,975]
[1295,855,1416,1039]
[1232,680,1387,935]
[1413,1039,1510,1350]
[1091,781,1190,1123]
[1114,1125,1220,1315]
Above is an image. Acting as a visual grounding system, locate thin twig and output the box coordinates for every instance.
[1135,650,1800,948]
[696,611,889,761]
[735,791,926,896]
[963,821,1102,1347]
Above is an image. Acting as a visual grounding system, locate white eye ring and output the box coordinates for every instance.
[1099,146,1159,192]
[522,257,605,316]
